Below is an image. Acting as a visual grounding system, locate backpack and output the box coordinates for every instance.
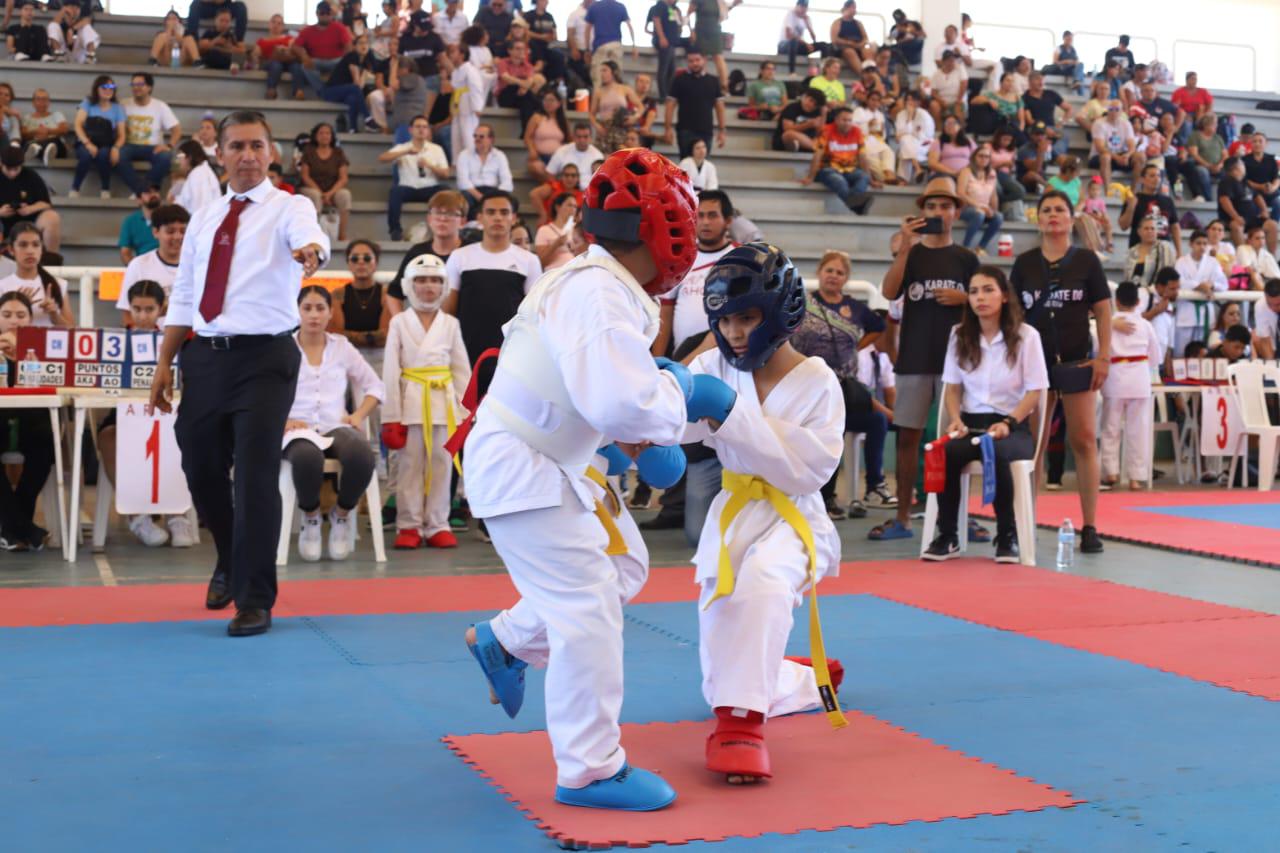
[83,115,114,148]
[728,69,746,97]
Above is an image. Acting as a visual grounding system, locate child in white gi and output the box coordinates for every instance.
[686,243,848,784]
[381,254,470,549]
[461,149,736,811]
[1101,281,1161,489]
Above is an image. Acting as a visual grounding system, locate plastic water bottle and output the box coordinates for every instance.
[18,348,39,387]
[170,43,181,68]
[555,79,567,104]
[1056,518,1075,571]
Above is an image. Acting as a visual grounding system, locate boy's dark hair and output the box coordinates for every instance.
[1190,229,1208,243]
[1114,280,1139,308]
[1154,266,1180,286]
[1224,156,1242,171]
[151,204,190,230]
[829,105,853,120]
[1264,278,1280,298]
[698,189,734,218]
[1183,340,1208,358]
[801,87,827,108]
[1225,324,1252,345]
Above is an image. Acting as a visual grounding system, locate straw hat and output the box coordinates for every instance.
[916,176,965,209]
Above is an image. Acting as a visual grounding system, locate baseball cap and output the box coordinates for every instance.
[1028,121,1047,135]
[0,144,24,167]
[409,9,431,28]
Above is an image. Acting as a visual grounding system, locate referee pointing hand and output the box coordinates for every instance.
[151,111,330,637]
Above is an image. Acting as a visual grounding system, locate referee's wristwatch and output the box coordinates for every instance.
[1002,415,1019,431]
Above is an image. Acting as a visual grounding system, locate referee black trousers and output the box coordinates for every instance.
[175,336,300,611]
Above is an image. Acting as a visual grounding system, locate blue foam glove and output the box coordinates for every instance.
[597,443,632,477]
[655,356,694,401]
[686,374,737,424]
[636,444,686,489]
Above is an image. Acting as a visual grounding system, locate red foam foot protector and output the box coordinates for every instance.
[785,655,844,693]
[706,707,771,779]
[425,531,458,548]
[443,712,1081,849]
[393,529,422,550]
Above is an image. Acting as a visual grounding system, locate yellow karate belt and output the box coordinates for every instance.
[583,465,628,556]
[401,366,461,494]
[709,470,847,729]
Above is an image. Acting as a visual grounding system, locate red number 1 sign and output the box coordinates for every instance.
[115,402,192,514]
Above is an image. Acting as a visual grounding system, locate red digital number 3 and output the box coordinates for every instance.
[1216,395,1229,450]
[145,420,161,504]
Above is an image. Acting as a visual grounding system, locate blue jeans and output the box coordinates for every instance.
[816,167,870,204]
[1180,162,1213,200]
[387,184,444,237]
[821,408,888,505]
[73,143,118,192]
[959,207,1004,250]
[321,82,366,129]
[683,455,723,548]
[118,143,172,192]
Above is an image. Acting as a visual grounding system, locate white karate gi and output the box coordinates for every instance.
[449,60,487,158]
[1172,253,1226,356]
[684,352,844,719]
[382,310,470,537]
[1100,309,1161,483]
[464,245,687,789]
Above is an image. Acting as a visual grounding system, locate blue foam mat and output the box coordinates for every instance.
[4,595,1280,850]
[1131,502,1280,531]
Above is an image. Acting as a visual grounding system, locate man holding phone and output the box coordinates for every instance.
[873,177,978,541]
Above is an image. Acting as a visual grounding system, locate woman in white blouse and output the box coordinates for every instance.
[171,139,222,216]
[0,223,72,327]
[1236,225,1280,290]
[678,138,719,191]
[284,286,385,561]
[925,265,1049,564]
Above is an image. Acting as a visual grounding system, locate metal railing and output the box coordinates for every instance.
[1173,39,1257,92]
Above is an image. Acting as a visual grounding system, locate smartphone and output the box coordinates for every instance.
[918,217,944,235]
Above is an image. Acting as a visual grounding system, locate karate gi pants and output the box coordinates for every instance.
[697,529,824,720]
[1100,396,1153,483]
[487,479,642,788]
[395,425,452,537]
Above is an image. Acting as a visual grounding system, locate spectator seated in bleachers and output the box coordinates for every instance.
[1123,216,1178,288]
[117,203,188,324]
[194,6,247,73]
[20,88,69,165]
[533,192,584,270]
[69,75,129,200]
[1208,302,1244,350]
[1041,30,1085,95]
[0,222,71,327]
[809,57,847,106]
[971,72,1024,136]
[588,59,639,150]
[186,0,248,44]
[380,115,451,242]
[830,0,875,69]
[860,114,897,188]
[956,145,1003,254]
[927,114,974,182]
[777,0,823,75]
[1171,71,1213,132]
[455,123,514,220]
[1237,226,1280,289]
[743,60,787,122]
[1218,156,1278,250]
[1090,99,1146,189]
[1080,176,1114,253]
[151,10,201,67]
[285,285,384,562]
[800,105,873,215]
[1208,323,1251,362]
[6,0,50,62]
[396,8,445,106]
[1252,278,1280,360]
[679,138,718,191]
[288,1,356,100]
[887,8,924,67]
[298,122,352,241]
[991,127,1027,216]
[170,139,222,216]
[0,82,21,145]
[117,185,162,264]
[0,143,59,253]
[772,86,825,152]
[928,49,967,124]
[0,290,54,551]
[529,162,582,225]
[523,87,568,184]
[122,72,181,193]
[893,90,933,183]
[1183,113,1224,202]
[47,1,99,64]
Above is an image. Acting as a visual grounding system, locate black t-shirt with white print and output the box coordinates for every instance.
[896,243,980,375]
[1010,247,1111,364]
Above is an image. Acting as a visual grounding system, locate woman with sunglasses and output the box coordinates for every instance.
[70,75,127,198]
[332,239,391,374]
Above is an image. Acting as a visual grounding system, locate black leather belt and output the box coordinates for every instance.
[193,329,297,351]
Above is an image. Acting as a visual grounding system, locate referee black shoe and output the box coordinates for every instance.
[1080,525,1104,554]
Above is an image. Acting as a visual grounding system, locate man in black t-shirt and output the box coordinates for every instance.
[772,88,826,152]
[197,7,246,70]
[1218,156,1276,246]
[388,189,468,305]
[663,49,724,157]
[5,2,49,61]
[1020,72,1073,163]
[0,144,60,250]
[1103,35,1135,80]
[1119,163,1181,252]
[877,177,978,539]
[399,10,445,78]
[474,0,514,57]
[1244,132,1280,234]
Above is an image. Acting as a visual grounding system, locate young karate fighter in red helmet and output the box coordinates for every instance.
[461,148,738,811]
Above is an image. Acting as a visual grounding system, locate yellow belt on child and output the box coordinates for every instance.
[401,366,462,493]
[583,465,627,556]
[709,470,847,729]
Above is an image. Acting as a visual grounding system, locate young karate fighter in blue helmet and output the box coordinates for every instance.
[682,242,849,784]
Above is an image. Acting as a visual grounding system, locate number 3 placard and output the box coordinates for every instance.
[114,402,192,514]
[1200,387,1245,458]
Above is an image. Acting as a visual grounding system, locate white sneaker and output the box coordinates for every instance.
[67,189,80,198]
[298,513,323,561]
[99,189,111,199]
[12,52,28,61]
[328,509,353,560]
[24,142,38,161]
[129,514,169,547]
[166,515,196,548]
[42,144,54,166]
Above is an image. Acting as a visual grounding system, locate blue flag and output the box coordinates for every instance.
[979,433,997,506]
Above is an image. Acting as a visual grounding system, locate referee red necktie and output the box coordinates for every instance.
[199,196,251,323]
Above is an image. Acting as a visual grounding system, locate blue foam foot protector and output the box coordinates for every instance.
[554,764,678,811]
[467,620,527,719]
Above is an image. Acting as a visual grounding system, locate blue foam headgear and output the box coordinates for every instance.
[702,243,806,372]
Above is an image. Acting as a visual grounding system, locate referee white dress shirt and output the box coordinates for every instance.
[168,178,330,337]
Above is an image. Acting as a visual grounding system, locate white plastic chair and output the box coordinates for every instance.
[920,389,1047,566]
[1150,393,1185,487]
[1227,362,1280,492]
[276,427,387,565]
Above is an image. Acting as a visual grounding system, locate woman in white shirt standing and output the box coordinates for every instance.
[0,223,72,327]
[678,138,719,191]
[284,285,385,562]
[925,265,1048,564]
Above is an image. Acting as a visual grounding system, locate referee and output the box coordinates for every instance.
[151,111,329,637]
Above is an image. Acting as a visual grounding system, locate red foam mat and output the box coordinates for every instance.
[969,490,1280,567]
[443,712,1080,848]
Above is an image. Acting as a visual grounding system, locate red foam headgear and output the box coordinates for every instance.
[581,148,698,295]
